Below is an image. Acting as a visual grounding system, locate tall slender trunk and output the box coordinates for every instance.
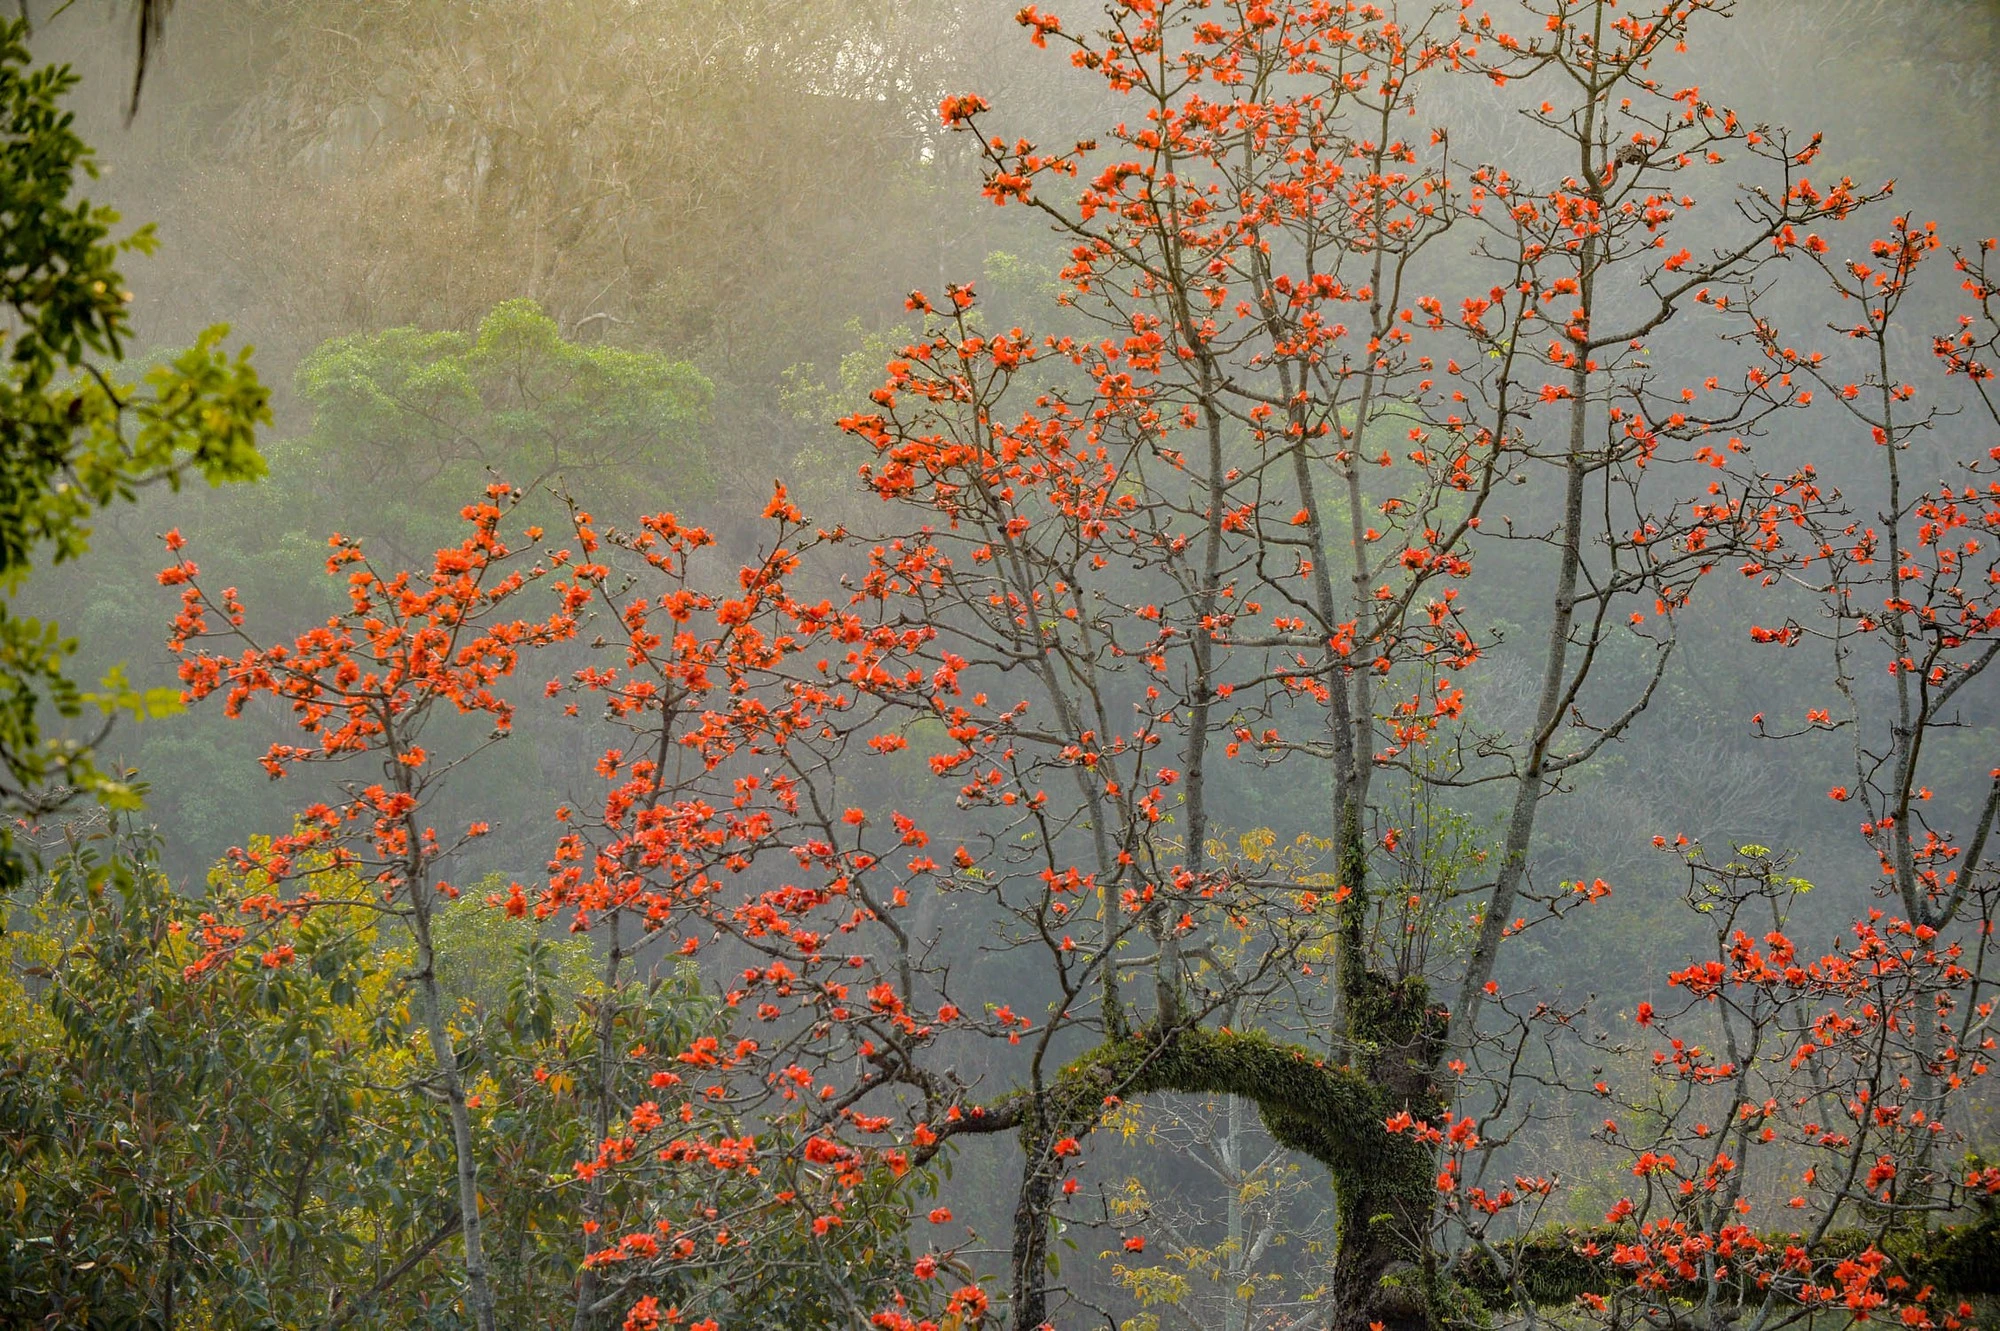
[407,868,499,1331]
[1225,1096,1248,1331]
[571,911,621,1331]
[1446,342,1592,1062]
[1447,65,1607,1059]
[1872,329,1950,1220]
[1163,388,1230,1027]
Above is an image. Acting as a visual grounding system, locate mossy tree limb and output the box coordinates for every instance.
[1454,1214,2000,1309]
[999,1021,1442,1331]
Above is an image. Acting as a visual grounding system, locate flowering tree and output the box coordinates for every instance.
[155,4,2000,1331]
[162,486,575,1331]
[1741,221,1999,957]
[1383,210,2000,1331]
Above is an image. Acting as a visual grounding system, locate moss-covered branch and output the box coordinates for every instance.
[997,1022,1443,1330]
[1455,1213,2000,1307]
[1033,1025,1384,1169]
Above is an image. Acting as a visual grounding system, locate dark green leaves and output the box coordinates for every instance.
[0,19,269,886]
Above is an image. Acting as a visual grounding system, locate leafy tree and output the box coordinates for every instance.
[0,821,447,1327]
[290,299,710,555]
[0,18,266,885]
[159,487,579,1331]
[0,816,720,1329]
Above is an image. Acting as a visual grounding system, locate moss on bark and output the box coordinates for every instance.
[1453,1212,2000,1308]
[1005,1016,1446,1330]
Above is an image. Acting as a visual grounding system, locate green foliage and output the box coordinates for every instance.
[431,883,595,1028]
[290,298,710,544]
[1906,1211,2000,1297]
[0,821,446,1327]
[0,820,730,1328]
[0,18,267,886]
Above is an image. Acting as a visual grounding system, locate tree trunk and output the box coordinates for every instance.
[408,874,499,1331]
[1007,1116,1063,1331]
[571,913,621,1331]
